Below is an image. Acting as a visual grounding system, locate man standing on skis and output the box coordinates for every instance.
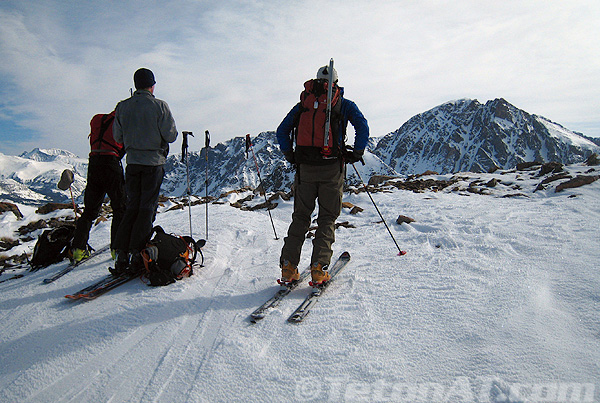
[111,68,178,275]
[276,64,369,285]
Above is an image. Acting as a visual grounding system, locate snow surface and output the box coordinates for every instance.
[538,117,598,149]
[1,166,599,403]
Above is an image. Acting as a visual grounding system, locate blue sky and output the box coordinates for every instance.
[1,0,599,158]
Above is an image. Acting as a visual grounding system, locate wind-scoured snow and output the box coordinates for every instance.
[538,116,598,148]
[0,164,598,402]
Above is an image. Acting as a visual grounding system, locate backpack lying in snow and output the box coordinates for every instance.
[29,225,75,271]
[141,226,205,287]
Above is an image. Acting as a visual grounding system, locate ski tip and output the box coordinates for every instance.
[277,278,292,286]
[341,251,350,258]
[249,316,262,324]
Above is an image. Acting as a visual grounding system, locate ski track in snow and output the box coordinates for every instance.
[0,168,599,402]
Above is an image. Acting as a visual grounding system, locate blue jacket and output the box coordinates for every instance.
[276,87,369,154]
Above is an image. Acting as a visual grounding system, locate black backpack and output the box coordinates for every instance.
[141,226,204,286]
[29,225,75,271]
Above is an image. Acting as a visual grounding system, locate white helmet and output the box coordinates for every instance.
[316,65,338,83]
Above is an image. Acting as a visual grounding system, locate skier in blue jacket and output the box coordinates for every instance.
[276,65,369,285]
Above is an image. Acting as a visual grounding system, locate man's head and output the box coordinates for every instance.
[316,65,338,83]
[134,68,156,90]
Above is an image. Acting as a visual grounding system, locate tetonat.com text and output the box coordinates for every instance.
[294,376,596,402]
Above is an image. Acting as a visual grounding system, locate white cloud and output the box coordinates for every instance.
[0,0,599,157]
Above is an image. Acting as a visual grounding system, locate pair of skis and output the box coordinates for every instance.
[0,245,110,285]
[250,251,351,323]
[65,258,206,301]
[65,268,144,301]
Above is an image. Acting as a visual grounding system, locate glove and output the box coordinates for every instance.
[344,148,364,164]
[283,150,295,164]
[143,245,159,262]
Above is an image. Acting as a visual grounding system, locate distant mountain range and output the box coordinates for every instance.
[1,98,598,205]
[160,131,397,198]
[0,149,87,205]
[162,98,599,196]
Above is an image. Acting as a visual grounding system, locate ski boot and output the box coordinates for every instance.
[309,262,330,287]
[109,250,130,276]
[69,247,90,264]
[278,260,300,286]
[129,251,145,273]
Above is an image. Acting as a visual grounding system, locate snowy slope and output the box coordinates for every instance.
[0,149,87,204]
[0,164,599,403]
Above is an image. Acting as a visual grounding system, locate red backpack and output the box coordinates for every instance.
[294,79,342,161]
[89,111,124,158]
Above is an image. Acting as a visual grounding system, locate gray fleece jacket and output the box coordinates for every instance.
[113,90,178,166]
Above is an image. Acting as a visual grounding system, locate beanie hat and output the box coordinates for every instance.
[134,68,156,89]
[316,65,338,83]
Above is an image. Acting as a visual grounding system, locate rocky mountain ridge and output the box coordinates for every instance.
[1,98,598,204]
[371,98,599,175]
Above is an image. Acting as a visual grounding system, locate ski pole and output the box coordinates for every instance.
[182,131,194,238]
[245,134,279,240]
[350,163,406,256]
[204,130,210,240]
[69,188,78,219]
[57,169,78,219]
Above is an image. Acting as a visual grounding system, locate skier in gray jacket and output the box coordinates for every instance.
[111,68,178,274]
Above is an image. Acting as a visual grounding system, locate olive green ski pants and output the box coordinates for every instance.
[280,163,344,267]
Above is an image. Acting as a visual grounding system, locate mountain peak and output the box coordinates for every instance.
[373,98,599,175]
[19,148,80,162]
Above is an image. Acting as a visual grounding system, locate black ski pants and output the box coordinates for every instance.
[72,155,126,250]
[114,164,164,254]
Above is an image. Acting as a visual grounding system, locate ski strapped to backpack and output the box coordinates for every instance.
[89,111,124,158]
[322,58,335,155]
[140,226,205,286]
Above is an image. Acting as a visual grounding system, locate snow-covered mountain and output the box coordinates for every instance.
[161,131,398,197]
[163,98,599,195]
[372,98,600,174]
[0,148,87,205]
[162,132,295,197]
[3,99,599,203]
